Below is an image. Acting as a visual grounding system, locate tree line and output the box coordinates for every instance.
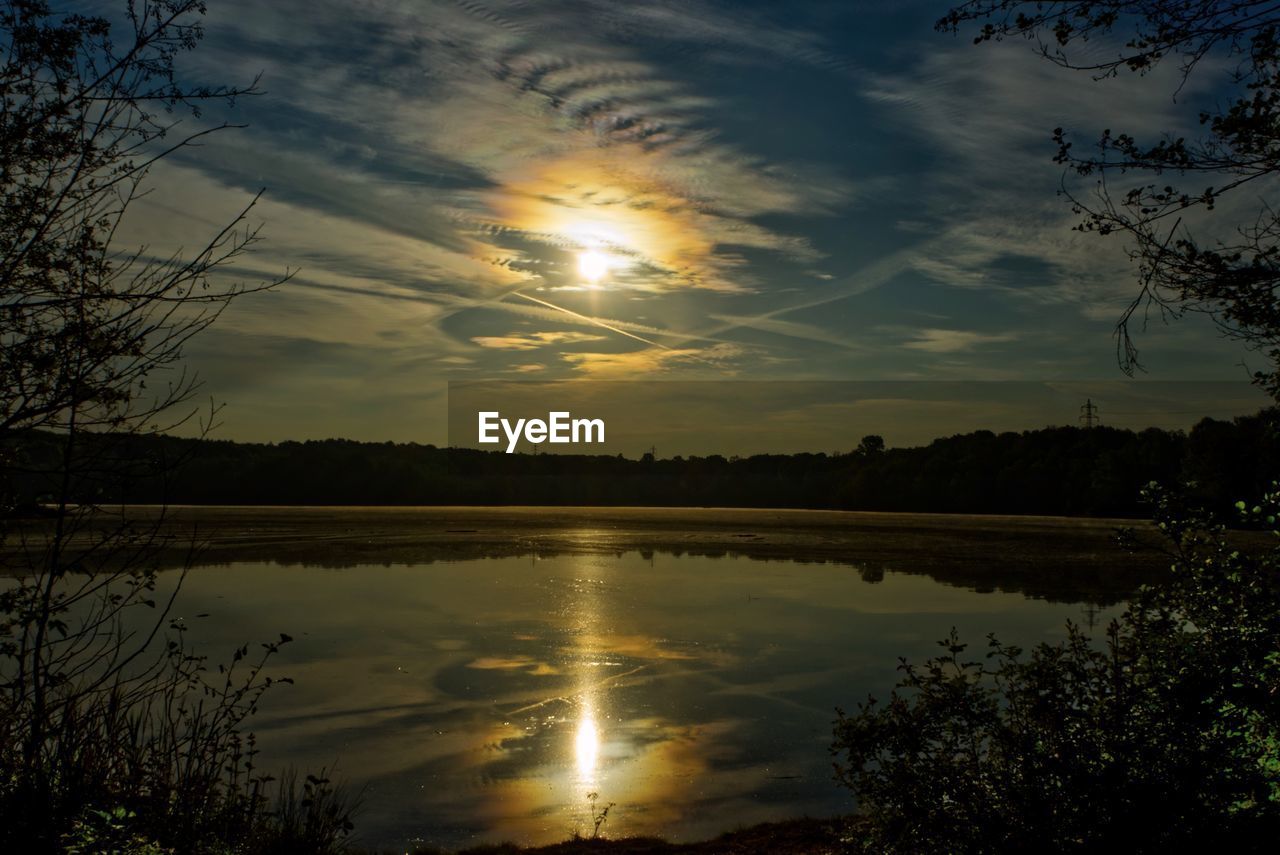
[8,409,1276,516]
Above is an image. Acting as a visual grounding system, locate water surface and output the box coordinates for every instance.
[169,549,1117,850]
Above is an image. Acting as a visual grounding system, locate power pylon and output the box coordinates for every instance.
[1079,398,1099,428]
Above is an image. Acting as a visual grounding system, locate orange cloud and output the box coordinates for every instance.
[472,331,609,350]
[561,343,746,378]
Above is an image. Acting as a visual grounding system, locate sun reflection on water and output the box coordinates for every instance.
[574,704,600,781]
[569,559,608,813]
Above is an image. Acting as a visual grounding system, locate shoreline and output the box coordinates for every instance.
[395,817,849,855]
[5,504,1179,604]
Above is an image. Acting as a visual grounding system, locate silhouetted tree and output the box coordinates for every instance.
[22,414,1274,518]
[856,434,885,456]
[0,1,281,443]
[0,3,350,851]
[938,2,1280,395]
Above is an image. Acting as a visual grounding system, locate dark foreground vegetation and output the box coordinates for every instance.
[6,410,1278,517]
[396,818,845,855]
[0,2,355,852]
[833,485,1280,851]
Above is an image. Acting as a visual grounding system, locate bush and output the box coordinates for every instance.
[832,483,1280,853]
[0,590,357,853]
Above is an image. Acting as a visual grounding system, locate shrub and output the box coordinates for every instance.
[833,483,1280,853]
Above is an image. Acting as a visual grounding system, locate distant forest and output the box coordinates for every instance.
[6,410,1277,517]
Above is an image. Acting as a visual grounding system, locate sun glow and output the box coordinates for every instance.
[488,151,742,293]
[575,708,600,778]
[577,249,610,284]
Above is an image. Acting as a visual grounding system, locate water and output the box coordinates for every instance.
[165,550,1118,851]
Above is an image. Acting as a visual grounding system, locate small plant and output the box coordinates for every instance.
[586,791,614,840]
[62,807,171,855]
[259,769,358,853]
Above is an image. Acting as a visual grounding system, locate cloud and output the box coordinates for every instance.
[119,0,880,416]
[178,0,849,302]
[471,331,608,350]
[708,314,860,349]
[561,343,747,378]
[902,329,1020,354]
[107,0,1256,442]
[860,36,1227,311]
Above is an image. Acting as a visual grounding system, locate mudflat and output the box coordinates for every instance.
[145,503,1149,559]
[9,504,1187,603]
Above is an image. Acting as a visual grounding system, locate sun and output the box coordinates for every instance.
[577,249,610,284]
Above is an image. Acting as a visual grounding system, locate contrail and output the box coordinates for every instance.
[665,246,920,350]
[511,290,672,350]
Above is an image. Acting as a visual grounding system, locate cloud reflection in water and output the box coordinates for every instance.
[163,549,1117,850]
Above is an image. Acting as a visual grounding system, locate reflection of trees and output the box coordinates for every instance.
[858,565,885,584]
[30,531,1168,605]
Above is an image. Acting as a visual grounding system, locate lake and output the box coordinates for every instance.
[156,519,1129,852]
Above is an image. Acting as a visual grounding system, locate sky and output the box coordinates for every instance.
[110,0,1274,446]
